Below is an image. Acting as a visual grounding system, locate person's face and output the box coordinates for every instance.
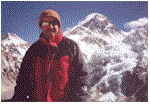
[40,16,60,39]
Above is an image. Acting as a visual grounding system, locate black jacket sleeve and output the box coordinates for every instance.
[12,45,36,101]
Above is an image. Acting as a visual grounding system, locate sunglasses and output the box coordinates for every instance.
[41,21,58,27]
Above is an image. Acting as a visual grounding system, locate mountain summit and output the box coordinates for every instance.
[1,33,30,56]
[65,13,126,61]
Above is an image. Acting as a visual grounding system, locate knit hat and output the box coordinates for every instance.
[39,9,61,27]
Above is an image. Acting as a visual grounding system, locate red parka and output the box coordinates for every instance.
[12,30,89,102]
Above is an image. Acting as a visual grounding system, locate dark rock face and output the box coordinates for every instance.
[121,71,143,96]
[135,82,148,102]
[121,70,148,102]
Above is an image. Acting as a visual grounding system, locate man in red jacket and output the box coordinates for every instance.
[11,9,89,102]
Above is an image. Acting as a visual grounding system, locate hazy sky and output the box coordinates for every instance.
[1,1,148,44]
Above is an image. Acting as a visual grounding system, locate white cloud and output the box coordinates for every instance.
[123,17,148,29]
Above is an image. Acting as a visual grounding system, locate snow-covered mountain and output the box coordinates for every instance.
[65,13,126,61]
[1,33,30,100]
[64,13,148,102]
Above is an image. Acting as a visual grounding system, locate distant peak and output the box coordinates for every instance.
[1,33,10,41]
[8,33,17,37]
[2,33,17,41]
[78,13,107,26]
[90,13,107,18]
[86,13,107,20]
[1,33,29,47]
